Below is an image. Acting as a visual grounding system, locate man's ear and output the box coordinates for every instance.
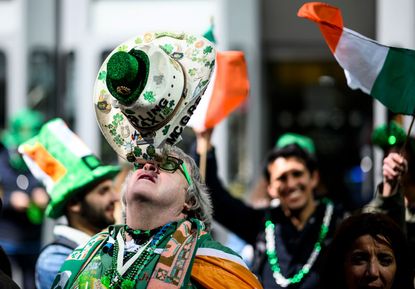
[67,200,81,214]
[310,171,320,189]
[183,202,191,212]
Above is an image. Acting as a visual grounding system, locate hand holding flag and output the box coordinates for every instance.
[298,2,415,115]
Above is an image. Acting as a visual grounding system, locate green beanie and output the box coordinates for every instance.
[276,133,316,155]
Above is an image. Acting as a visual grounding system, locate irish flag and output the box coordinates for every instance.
[298,2,415,115]
[189,50,249,130]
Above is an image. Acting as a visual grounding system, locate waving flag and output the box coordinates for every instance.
[189,51,249,130]
[189,23,249,130]
[298,2,415,115]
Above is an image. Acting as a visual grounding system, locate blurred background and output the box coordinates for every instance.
[1,0,415,214]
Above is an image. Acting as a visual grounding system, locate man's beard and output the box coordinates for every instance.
[80,200,114,230]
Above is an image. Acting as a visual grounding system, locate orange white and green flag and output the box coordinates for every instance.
[298,2,415,115]
[189,50,249,130]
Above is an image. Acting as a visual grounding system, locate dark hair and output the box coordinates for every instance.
[262,143,318,181]
[63,177,112,216]
[321,213,413,289]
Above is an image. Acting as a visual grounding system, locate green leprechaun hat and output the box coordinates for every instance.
[276,132,316,155]
[18,118,120,219]
[105,49,150,106]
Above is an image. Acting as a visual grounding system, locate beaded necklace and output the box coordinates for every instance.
[124,225,160,245]
[265,199,334,287]
[101,223,172,289]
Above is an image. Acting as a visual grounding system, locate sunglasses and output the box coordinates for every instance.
[134,155,192,186]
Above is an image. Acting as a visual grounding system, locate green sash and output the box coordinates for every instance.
[51,229,109,289]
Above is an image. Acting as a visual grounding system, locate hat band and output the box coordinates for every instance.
[129,62,187,135]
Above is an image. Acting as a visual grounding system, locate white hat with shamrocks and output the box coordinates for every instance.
[94,31,216,163]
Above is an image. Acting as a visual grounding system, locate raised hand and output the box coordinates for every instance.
[382,152,408,196]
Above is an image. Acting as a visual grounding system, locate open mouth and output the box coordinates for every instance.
[281,189,303,199]
[137,174,156,183]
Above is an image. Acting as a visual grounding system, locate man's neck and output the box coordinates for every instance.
[126,202,185,231]
[282,199,316,230]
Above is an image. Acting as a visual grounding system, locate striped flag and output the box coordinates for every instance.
[298,2,415,115]
[192,239,262,288]
[189,50,249,130]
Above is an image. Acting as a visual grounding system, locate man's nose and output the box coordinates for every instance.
[143,162,158,172]
[285,174,297,188]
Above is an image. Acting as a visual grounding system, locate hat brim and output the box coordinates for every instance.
[94,31,215,162]
[46,165,120,219]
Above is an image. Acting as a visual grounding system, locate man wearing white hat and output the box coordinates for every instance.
[19,118,120,289]
[51,31,262,289]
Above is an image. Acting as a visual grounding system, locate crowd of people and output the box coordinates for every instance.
[0,30,414,289]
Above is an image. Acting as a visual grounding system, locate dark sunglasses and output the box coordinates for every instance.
[134,155,192,185]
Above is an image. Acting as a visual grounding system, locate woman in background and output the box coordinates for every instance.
[321,212,413,289]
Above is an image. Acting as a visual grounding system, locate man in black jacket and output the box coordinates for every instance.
[193,129,344,289]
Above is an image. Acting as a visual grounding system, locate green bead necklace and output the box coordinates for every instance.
[265,199,333,287]
[101,223,172,288]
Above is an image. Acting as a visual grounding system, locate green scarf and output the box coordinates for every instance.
[51,219,206,289]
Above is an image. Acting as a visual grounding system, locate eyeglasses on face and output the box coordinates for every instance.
[134,155,193,186]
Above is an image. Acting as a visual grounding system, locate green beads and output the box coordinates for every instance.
[264,199,334,287]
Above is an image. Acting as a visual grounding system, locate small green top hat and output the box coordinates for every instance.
[276,133,316,154]
[106,50,149,106]
[18,118,120,219]
[372,120,406,150]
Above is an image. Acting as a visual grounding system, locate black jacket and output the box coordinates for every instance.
[193,147,344,289]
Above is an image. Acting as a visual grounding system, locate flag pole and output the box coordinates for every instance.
[399,115,415,155]
[199,145,207,182]
[197,132,209,182]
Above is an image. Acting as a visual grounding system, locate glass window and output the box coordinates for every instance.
[27,49,54,117]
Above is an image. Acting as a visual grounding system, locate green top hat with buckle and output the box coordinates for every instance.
[18,118,120,219]
[106,49,150,106]
[276,133,316,155]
